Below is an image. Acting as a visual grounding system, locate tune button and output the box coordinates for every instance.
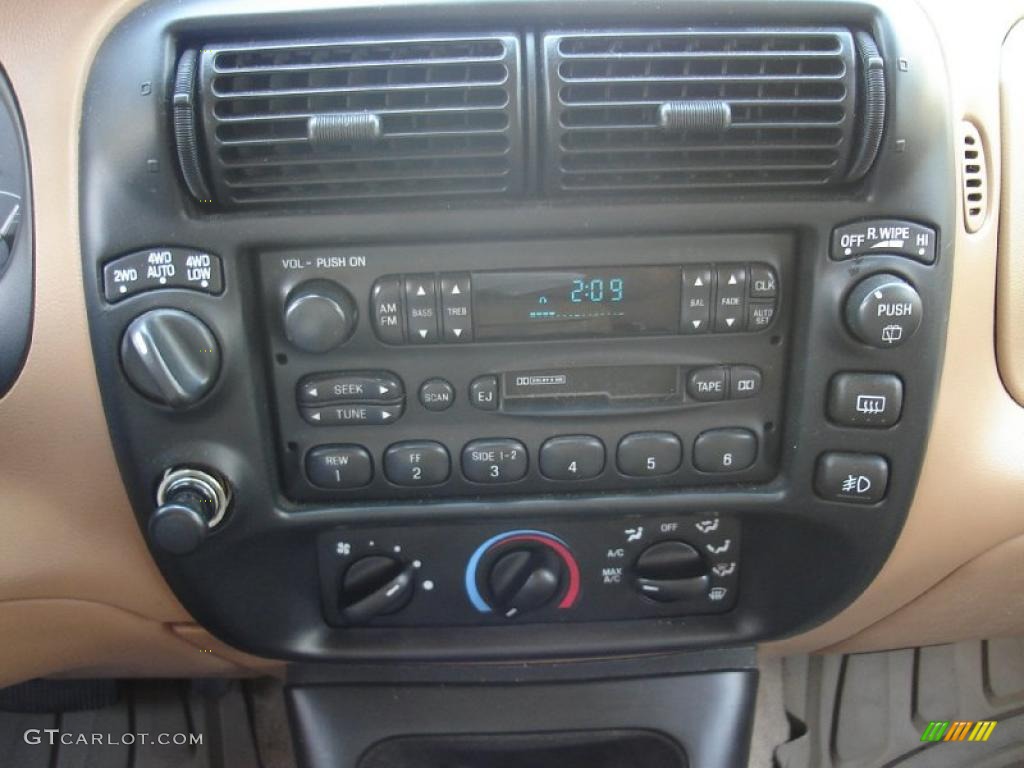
[462,439,528,484]
[539,435,605,481]
[384,441,451,487]
[617,432,682,477]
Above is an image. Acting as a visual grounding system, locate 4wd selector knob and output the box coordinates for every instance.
[844,273,923,348]
[283,280,357,353]
[121,309,220,408]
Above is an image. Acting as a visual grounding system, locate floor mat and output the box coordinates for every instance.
[0,678,294,768]
[775,637,1024,768]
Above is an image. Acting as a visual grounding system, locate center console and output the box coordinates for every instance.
[78,0,954,764]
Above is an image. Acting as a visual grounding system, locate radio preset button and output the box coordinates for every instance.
[828,373,903,427]
[539,435,605,481]
[419,378,455,411]
[687,367,728,402]
[715,265,747,332]
[617,432,682,477]
[440,273,473,343]
[384,441,450,486]
[462,439,528,484]
[681,265,713,334]
[306,445,373,489]
[469,375,499,411]
[371,277,405,345]
[405,275,439,344]
[693,428,757,473]
[302,403,404,426]
[730,366,763,399]
[297,371,403,406]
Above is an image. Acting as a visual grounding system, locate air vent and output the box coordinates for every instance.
[543,28,880,195]
[960,120,988,233]
[182,35,524,208]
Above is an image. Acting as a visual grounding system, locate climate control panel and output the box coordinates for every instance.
[317,515,740,626]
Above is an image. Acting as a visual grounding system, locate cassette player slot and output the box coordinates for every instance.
[499,365,682,415]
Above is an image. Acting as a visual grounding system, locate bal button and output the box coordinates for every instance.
[845,274,923,348]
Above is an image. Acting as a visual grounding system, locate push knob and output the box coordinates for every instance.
[149,468,230,555]
[844,273,923,348]
[120,309,220,408]
[338,555,415,623]
[486,546,564,618]
[283,280,357,353]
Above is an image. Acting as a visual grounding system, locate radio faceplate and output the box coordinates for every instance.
[261,234,791,502]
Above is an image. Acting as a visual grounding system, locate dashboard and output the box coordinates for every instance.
[2,0,1024,688]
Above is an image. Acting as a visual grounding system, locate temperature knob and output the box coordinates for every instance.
[466,530,580,619]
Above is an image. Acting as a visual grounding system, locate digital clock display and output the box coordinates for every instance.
[472,266,681,341]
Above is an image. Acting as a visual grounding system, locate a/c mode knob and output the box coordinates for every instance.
[844,273,923,349]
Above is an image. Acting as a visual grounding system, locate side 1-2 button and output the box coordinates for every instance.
[462,439,528,483]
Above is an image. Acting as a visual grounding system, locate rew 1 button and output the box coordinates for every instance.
[693,428,757,473]
[816,452,889,504]
[617,432,682,477]
[384,441,450,486]
[539,435,605,481]
[828,373,903,427]
[462,439,528,484]
[306,445,373,489]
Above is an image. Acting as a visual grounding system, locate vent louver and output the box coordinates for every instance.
[186,34,524,208]
[543,28,873,195]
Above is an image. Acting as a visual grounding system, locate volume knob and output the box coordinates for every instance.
[283,280,357,353]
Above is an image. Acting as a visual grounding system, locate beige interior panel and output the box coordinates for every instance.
[998,20,1024,402]
[0,600,252,688]
[767,0,1024,656]
[2,0,1024,685]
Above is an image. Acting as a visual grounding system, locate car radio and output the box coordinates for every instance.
[261,234,790,502]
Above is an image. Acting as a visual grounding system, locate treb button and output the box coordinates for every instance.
[440,274,473,342]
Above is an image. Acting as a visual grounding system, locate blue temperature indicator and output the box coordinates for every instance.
[570,277,624,304]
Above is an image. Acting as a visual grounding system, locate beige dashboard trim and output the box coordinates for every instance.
[1,0,1024,684]
[997,20,1024,402]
